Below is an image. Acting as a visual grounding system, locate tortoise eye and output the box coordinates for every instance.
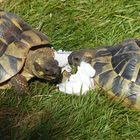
[73,57,80,61]
[45,68,49,72]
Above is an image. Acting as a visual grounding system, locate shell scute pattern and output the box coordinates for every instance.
[93,40,140,107]
[136,70,140,84]
[0,13,22,44]
[111,76,123,96]
[0,39,7,56]
[0,64,7,81]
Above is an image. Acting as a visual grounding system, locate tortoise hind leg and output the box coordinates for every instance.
[9,74,30,94]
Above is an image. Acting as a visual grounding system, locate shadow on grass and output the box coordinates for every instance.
[0,107,55,140]
[0,85,66,140]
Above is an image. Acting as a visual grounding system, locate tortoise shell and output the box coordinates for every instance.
[0,11,50,83]
[92,39,140,108]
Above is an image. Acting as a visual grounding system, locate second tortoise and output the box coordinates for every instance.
[68,39,140,110]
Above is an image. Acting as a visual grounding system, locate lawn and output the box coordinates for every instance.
[1,0,140,140]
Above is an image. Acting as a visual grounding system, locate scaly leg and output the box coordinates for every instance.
[9,74,30,94]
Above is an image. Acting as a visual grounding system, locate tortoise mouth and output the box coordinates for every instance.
[45,75,57,80]
[44,73,61,81]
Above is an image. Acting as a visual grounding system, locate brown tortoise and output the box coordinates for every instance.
[68,39,140,110]
[0,11,61,93]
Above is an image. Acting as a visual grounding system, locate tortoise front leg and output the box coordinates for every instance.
[9,74,30,94]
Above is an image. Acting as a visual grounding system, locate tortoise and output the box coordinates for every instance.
[0,11,61,94]
[68,39,140,110]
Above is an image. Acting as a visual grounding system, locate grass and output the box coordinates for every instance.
[1,0,140,139]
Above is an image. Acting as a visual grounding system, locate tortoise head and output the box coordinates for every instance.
[32,56,61,82]
[68,49,95,66]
